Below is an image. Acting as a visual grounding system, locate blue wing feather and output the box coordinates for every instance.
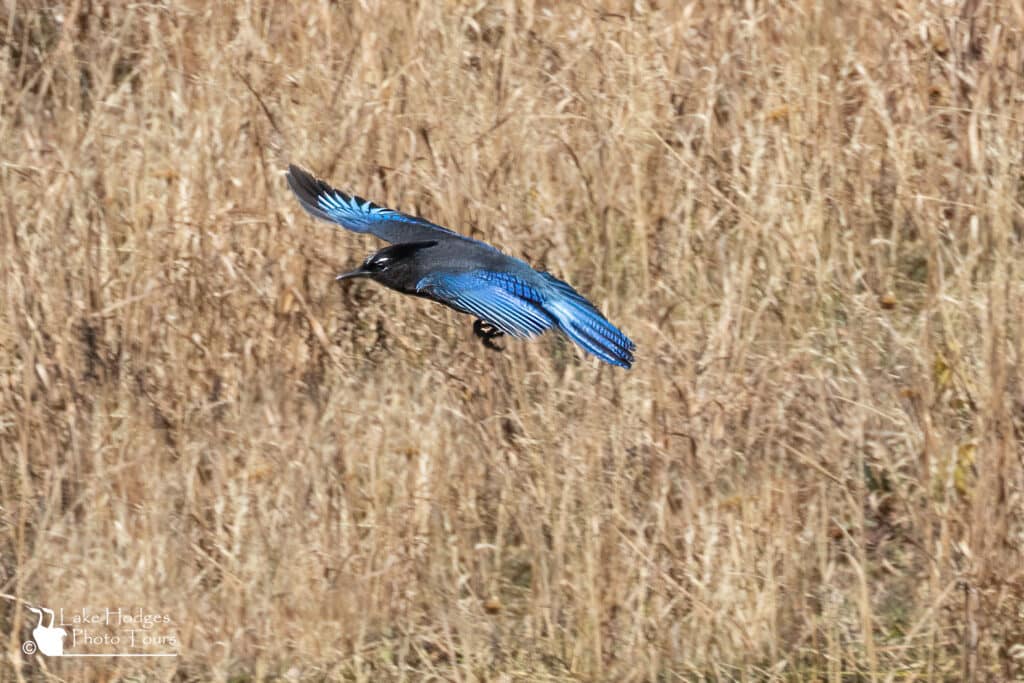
[287,165,463,243]
[314,188,415,231]
[416,271,553,338]
[539,273,635,368]
[418,270,634,368]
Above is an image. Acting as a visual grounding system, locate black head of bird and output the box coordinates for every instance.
[335,240,439,295]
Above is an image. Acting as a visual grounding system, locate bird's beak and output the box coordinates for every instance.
[335,267,367,282]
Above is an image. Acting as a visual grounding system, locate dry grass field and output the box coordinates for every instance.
[2,1,1023,680]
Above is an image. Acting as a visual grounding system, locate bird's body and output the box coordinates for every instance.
[286,165,635,368]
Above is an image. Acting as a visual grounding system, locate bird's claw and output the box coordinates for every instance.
[473,319,505,352]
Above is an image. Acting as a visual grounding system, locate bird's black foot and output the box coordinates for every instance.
[473,319,505,352]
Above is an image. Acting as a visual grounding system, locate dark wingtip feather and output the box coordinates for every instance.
[286,164,353,226]
[287,164,394,219]
[286,164,328,208]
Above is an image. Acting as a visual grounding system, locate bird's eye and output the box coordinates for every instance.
[365,257,388,272]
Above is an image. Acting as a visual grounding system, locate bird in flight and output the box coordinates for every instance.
[286,165,635,368]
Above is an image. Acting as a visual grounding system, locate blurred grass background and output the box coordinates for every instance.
[1,1,1023,680]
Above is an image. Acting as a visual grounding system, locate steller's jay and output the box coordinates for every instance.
[287,165,635,368]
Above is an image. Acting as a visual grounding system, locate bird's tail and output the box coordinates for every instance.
[540,274,635,369]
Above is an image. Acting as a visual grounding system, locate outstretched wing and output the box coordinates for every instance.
[416,271,555,338]
[418,269,635,367]
[286,164,464,244]
[539,273,635,369]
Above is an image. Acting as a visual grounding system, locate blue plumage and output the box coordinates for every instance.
[288,166,463,243]
[316,190,411,230]
[416,271,553,338]
[287,165,635,369]
[539,273,635,368]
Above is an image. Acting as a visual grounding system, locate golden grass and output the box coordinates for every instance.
[2,1,1023,680]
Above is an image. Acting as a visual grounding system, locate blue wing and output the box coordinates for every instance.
[287,165,464,243]
[539,273,635,368]
[418,270,635,367]
[416,271,554,338]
